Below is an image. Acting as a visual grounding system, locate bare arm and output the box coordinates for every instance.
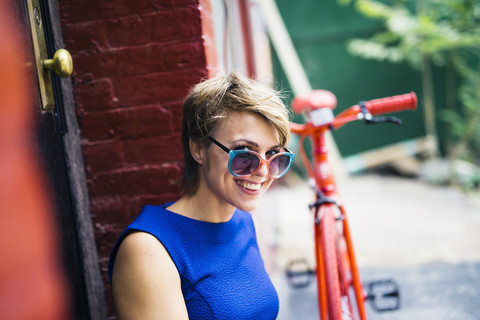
[112,232,189,320]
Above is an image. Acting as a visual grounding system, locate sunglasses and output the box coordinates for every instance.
[208,137,295,179]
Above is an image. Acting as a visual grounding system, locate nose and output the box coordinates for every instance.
[254,159,269,178]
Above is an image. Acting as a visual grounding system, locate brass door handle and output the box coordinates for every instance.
[27,0,74,111]
[43,49,73,77]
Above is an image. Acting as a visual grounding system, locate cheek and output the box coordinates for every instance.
[203,153,232,187]
[263,179,274,191]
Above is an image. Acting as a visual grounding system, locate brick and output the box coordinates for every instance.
[71,40,206,80]
[165,100,184,132]
[105,8,203,48]
[129,193,181,211]
[90,192,181,232]
[62,20,108,54]
[72,73,94,85]
[63,8,203,55]
[94,222,124,261]
[114,68,207,107]
[75,78,117,112]
[60,0,198,24]
[88,164,182,199]
[122,133,182,167]
[78,105,174,142]
[97,257,110,285]
[82,140,124,174]
[90,196,135,227]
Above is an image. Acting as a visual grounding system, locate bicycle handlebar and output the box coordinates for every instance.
[364,92,417,115]
[289,91,417,195]
[332,92,417,129]
[336,92,418,118]
[290,91,417,134]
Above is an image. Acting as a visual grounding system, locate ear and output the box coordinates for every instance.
[189,138,206,165]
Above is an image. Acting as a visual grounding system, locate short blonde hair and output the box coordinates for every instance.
[180,72,291,196]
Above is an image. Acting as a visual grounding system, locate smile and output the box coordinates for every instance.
[235,180,262,191]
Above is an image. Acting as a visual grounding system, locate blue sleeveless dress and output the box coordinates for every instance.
[108,203,279,319]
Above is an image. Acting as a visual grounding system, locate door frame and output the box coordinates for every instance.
[44,0,106,318]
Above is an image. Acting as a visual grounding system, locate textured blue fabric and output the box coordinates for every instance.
[109,203,279,319]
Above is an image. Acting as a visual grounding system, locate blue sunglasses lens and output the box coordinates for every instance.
[230,152,261,177]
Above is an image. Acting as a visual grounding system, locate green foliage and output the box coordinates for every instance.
[346,0,480,67]
[342,0,480,168]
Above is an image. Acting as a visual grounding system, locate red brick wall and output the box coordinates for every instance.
[58,0,216,315]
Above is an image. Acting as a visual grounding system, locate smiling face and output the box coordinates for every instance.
[195,111,282,213]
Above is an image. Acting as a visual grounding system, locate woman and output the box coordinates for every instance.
[109,72,294,319]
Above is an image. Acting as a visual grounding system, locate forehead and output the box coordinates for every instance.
[215,111,280,146]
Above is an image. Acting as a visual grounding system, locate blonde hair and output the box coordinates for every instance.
[180,72,290,196]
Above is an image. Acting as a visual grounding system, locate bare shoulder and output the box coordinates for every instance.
[112,232,188,320]
[114,231,168,264]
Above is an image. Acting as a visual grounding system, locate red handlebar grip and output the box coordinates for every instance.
[365,92,417,115]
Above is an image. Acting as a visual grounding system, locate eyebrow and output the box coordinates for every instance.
[231,139,282,150]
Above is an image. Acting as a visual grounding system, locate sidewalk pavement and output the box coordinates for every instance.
[254,172,480,319]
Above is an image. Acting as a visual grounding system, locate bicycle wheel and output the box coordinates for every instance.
[320,205,343,320]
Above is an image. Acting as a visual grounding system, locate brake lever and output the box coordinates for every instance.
[358,101,402,126]
[366,116,402,126]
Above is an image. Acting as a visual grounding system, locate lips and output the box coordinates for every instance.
[235,179,262,191]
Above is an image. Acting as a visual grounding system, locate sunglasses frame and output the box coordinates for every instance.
[208,137,295,179]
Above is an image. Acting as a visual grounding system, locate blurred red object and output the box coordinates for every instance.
[0,1,69,319]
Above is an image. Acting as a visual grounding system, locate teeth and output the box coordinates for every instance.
[236,180,261,191]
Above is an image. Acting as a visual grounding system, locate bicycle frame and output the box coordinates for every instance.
[291,123,366,320]
[289,90,417,320]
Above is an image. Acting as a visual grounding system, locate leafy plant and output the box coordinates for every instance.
[339,0,480,168]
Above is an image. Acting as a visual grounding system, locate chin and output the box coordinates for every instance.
[231,182,271,213]
[234,200,259,213]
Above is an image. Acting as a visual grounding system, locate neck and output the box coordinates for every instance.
[168,190,236,223]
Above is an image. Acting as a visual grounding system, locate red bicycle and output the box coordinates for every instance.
[286,90,417,319]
